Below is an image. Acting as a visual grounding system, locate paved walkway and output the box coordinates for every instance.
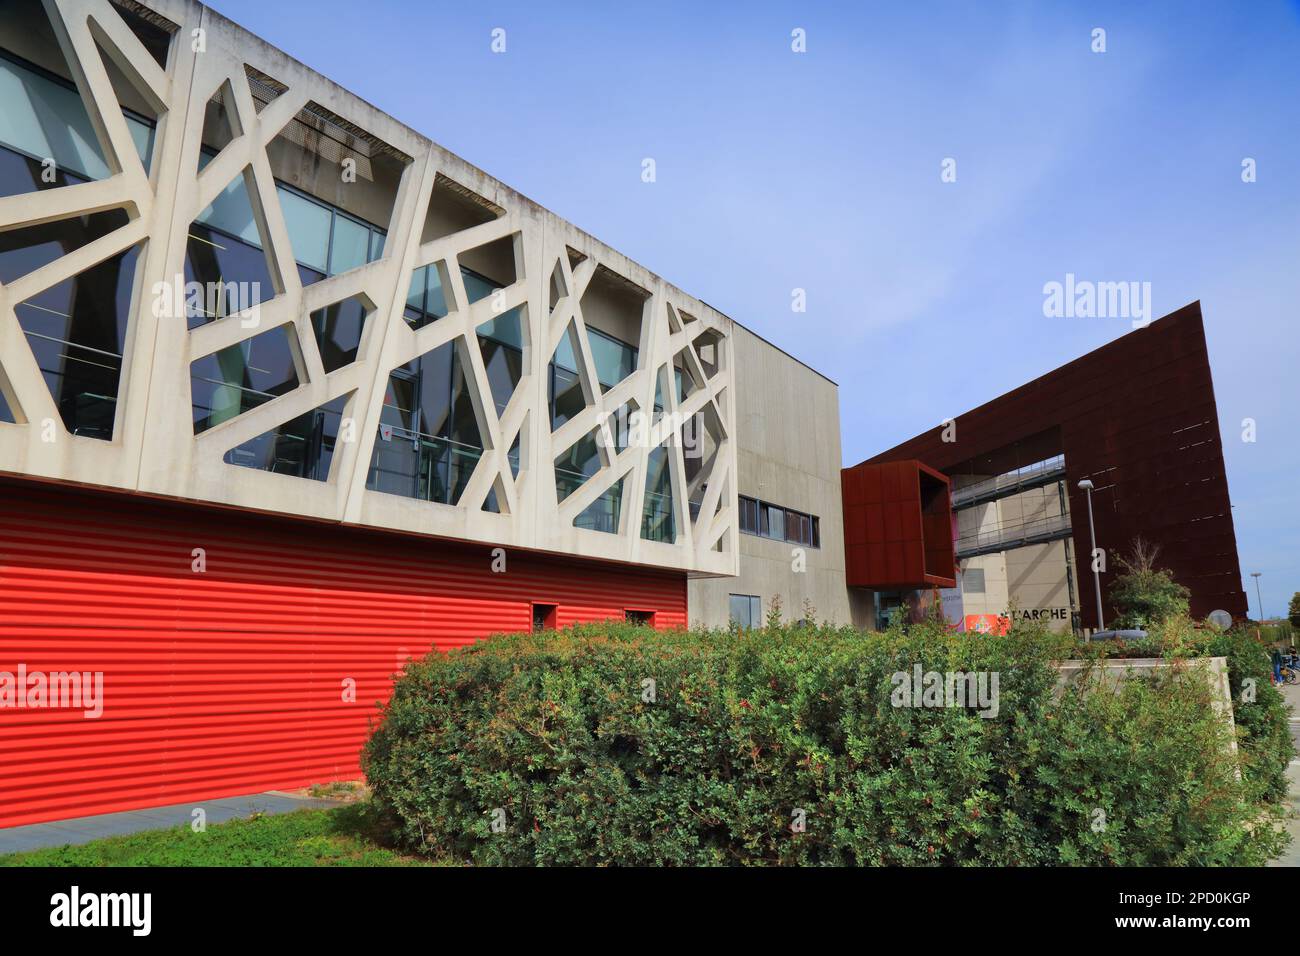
[0,791,342,855]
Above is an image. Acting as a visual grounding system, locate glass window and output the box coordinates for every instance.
[641,443,674,543]
[461,268,496,305]
[10,231,140,441]
[405,263,453,329]
[223,393,348,481]
[276,187,330,273]
[765,504,784,541]
[328,213,370,275]
[310,297,368,372]
[184,223,277,328]
[195,170,262,247]
[427,265,452,317]
[574,476,623,534]
[552,324,579,373]
[479,335,522,417]
[785,511,810,546]
[448,346,482,448]
[405,266,427,324]
[738,496,819,548]
[190,326,298,434]
[367,373,420,498]
[124,114,154,172]
[555,430,601,502]
[413,343,453,439]
[477,306,524,349]
[549,364,584,430]
[0,53,111,181]
[729,594,761,629]
[0,140,88,198]
[588,328,636,392]
[364,341,485,507]
[0,207,128,284]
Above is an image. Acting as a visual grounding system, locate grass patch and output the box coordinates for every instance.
[0,804,443,867]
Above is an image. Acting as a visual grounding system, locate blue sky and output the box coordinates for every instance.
[208,0,1300,616]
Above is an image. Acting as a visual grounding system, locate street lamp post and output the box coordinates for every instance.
[1250,571,1264,621]
[1078,479,1104,632]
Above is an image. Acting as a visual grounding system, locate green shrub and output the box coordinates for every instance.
[1107,539,1192,629]
[1080,617,1294,804]
[1203,626,1295,803]
[363,619,1287,866]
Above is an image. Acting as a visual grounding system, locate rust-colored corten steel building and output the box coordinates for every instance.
[852,302,1247,628]
[841,459,955,591]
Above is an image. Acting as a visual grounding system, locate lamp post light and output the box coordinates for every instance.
[1078,479,1104,632]
[1250,571,1264,621]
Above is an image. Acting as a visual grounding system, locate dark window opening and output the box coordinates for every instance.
[532,603,557,632]
[223,392,349,481]
[738,494,820,548]
[190,325,299,434]
[311,296,370,372]
[625,609,655,627]
[8,238,140,439]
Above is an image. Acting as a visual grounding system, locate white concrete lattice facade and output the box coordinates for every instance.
[0,0,739,577]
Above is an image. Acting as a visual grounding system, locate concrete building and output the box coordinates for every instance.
[0,0,845,826]
[688,324,849,629]
[0,0,1245,827]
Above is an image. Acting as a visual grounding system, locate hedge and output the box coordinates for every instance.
[1073,616,1295,804]
[363,618,1289,866]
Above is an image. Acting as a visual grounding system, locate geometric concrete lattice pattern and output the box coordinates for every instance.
[0,0,738,576]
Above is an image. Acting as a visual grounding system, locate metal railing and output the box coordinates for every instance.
[642,491,675,543]
[367,425,483,504]
[954,510,1073,559]
[950,454,1066,510]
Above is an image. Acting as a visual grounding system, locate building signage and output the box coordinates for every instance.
[965,607,1070,634]
[1000,608,1069,622]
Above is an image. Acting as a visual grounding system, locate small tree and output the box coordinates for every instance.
[1108,538,1190,629]
[765,594,784,629]
[1288,591,1300,629]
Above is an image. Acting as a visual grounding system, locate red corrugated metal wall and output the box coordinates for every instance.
[0,480,687,828]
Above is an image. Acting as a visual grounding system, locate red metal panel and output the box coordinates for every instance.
[841,459,955,589]
[0,480,687,828]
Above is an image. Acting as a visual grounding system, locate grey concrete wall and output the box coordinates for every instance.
[956,480,1078,632]
[688,325,849,627]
